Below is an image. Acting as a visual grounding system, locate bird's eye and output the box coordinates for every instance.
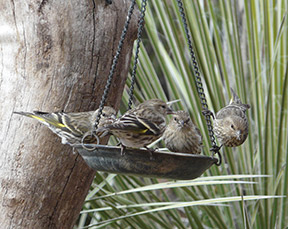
[231,124,235,129]
[102,113,106,117]
[161,105,166,109]
[174,117,177,121]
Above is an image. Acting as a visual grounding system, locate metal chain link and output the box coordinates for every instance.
[94,0,136,130]
[176,0,221,165]
[128,0,147,110]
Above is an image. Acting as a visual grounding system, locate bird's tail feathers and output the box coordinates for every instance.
[14,111,66,128]
[14,111,38,118]
[230,88,242,104]
[32,111,51,115]
[230,88,250,110]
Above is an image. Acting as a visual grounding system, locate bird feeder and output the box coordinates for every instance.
[75,0,221,180]
[76,144,218,180]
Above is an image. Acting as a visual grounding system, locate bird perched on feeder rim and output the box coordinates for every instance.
[13,106,117,145]
[213,88,250,147]
[99,99,178,155]
[162,111,203,154]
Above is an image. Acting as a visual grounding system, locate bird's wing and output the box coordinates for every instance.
[60,112,92,135]
[136,116,162,135]
[106,114,162,135]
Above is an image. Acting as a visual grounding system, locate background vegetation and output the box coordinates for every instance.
[77,0,288,228]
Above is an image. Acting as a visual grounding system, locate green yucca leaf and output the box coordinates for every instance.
[81,196,284,229]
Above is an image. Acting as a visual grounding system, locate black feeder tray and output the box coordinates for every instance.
[75,144,218,180]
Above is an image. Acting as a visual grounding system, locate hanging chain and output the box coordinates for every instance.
[176,0,221,165]
[128,0,147,110]
[94,0,136,130]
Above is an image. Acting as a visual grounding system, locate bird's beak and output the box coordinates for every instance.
[166,107,175,114]
[236,130,241,140]
[111,114,117,119]
[179,120,185,127]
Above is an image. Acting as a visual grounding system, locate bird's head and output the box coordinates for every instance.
[171,111,192,129]
[101,106,117,119]
[224,116,247,142]
[141,99,179,116]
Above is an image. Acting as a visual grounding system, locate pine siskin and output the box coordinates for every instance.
[14,106,117,145]
[213,88,250,147]
[99,99,175,151]
[162,111,203,154]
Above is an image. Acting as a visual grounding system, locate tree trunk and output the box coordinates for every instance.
[0,0,138,228]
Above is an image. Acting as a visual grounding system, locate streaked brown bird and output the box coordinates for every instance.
[14,106,117,145]
[99,99,175,152]
[162,111,203,154]
[213,88,250,147]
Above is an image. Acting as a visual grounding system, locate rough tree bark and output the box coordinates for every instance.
[0,0,138,228]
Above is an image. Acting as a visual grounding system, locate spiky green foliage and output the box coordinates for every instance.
[76,0,288,228]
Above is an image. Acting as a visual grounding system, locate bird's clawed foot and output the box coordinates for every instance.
[120,144,126,156]
[145,147,157,160]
